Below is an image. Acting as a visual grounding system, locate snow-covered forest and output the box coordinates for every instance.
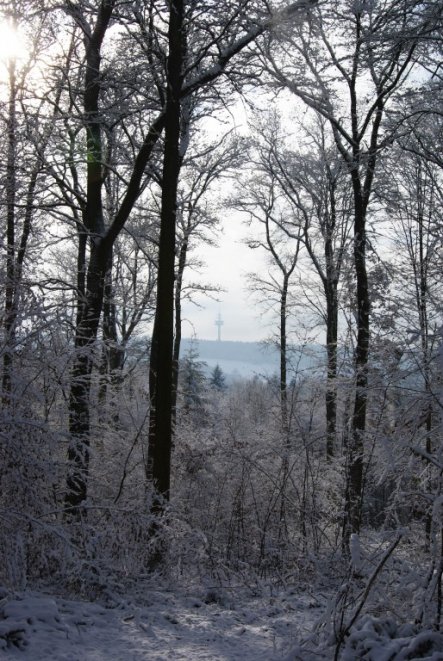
[1,0,443,658]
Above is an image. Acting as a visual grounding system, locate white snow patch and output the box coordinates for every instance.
[0,587,319,660]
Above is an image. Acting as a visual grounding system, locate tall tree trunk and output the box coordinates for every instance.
[341,17,387,545]
[65,1,114,516]
[280,274,289,438]
[343,194,370,543]
[171,234,188,431]
[98,252,125,422]
[66,248,109,514]
[278,273,290,543]
[325,286,338,458]
[413,167,433,543]
[324,185,339,458]
[147,0,185,507]
[2,59,17,407]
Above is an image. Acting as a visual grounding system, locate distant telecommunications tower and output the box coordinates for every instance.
[215,313,224,342]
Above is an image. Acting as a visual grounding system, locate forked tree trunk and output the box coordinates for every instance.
[64,1,114,516]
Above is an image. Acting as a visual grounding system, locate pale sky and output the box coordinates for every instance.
[181,94,312,344]
[181,219,275,343]
[180,99,278,343]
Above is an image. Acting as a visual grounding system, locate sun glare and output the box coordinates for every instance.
[0,21,25,62]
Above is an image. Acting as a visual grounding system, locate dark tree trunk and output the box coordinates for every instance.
[66,247,109,514]
[65,1,114,516]
[296,146,344,459]
[341,12,389,545]
[343,195,370,543]
[342,15,369,543]
[342,81,382,548]
[278,272,291,542]
[305,221,340,459]
[2,61,17,406]
[323,181,339,457]
[280,274,289,438]
[147,0,185,506]
[171,234,188,431]
[98,252,125,421]
[325,285,338,458]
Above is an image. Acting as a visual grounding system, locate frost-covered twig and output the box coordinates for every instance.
[334,533,403,661]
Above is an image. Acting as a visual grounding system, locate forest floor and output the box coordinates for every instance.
[0,583,324,660]
[3,564,443,659]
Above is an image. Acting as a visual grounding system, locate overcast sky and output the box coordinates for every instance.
[179,98,279,344]
[181,216,275,343]
[181,95,315,345]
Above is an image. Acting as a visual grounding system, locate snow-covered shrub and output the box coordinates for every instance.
[0,591,66,652]
[171,373,344,581]
[343,616,443,660]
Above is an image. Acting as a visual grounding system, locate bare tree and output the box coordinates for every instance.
[261,0,442,542]
[383,146,443,540]
[3,0,317,521]
[172,132,241,428]
[238,136,302,439]
[236,133,303,544]
[0,4,70,407]
[145,0,318,518]
[256,115,352,457]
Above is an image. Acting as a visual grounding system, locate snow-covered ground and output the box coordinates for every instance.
[0,585,321,660]
[3,581,443,659]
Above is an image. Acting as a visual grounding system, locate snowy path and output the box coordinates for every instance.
[0,587,315,660]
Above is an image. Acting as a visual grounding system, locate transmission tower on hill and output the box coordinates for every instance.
[215,313,224,342]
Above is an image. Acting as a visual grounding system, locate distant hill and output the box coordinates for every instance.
[180,338,323,379]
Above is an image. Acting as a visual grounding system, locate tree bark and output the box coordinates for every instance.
[2,59,18,407]
[171,234,188,431]
[147,0,185,506]
[65,0,114,516]
[325,284,338,458]
[280,274,289,438]
[343,192,370,542]
[323,171,339,457]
